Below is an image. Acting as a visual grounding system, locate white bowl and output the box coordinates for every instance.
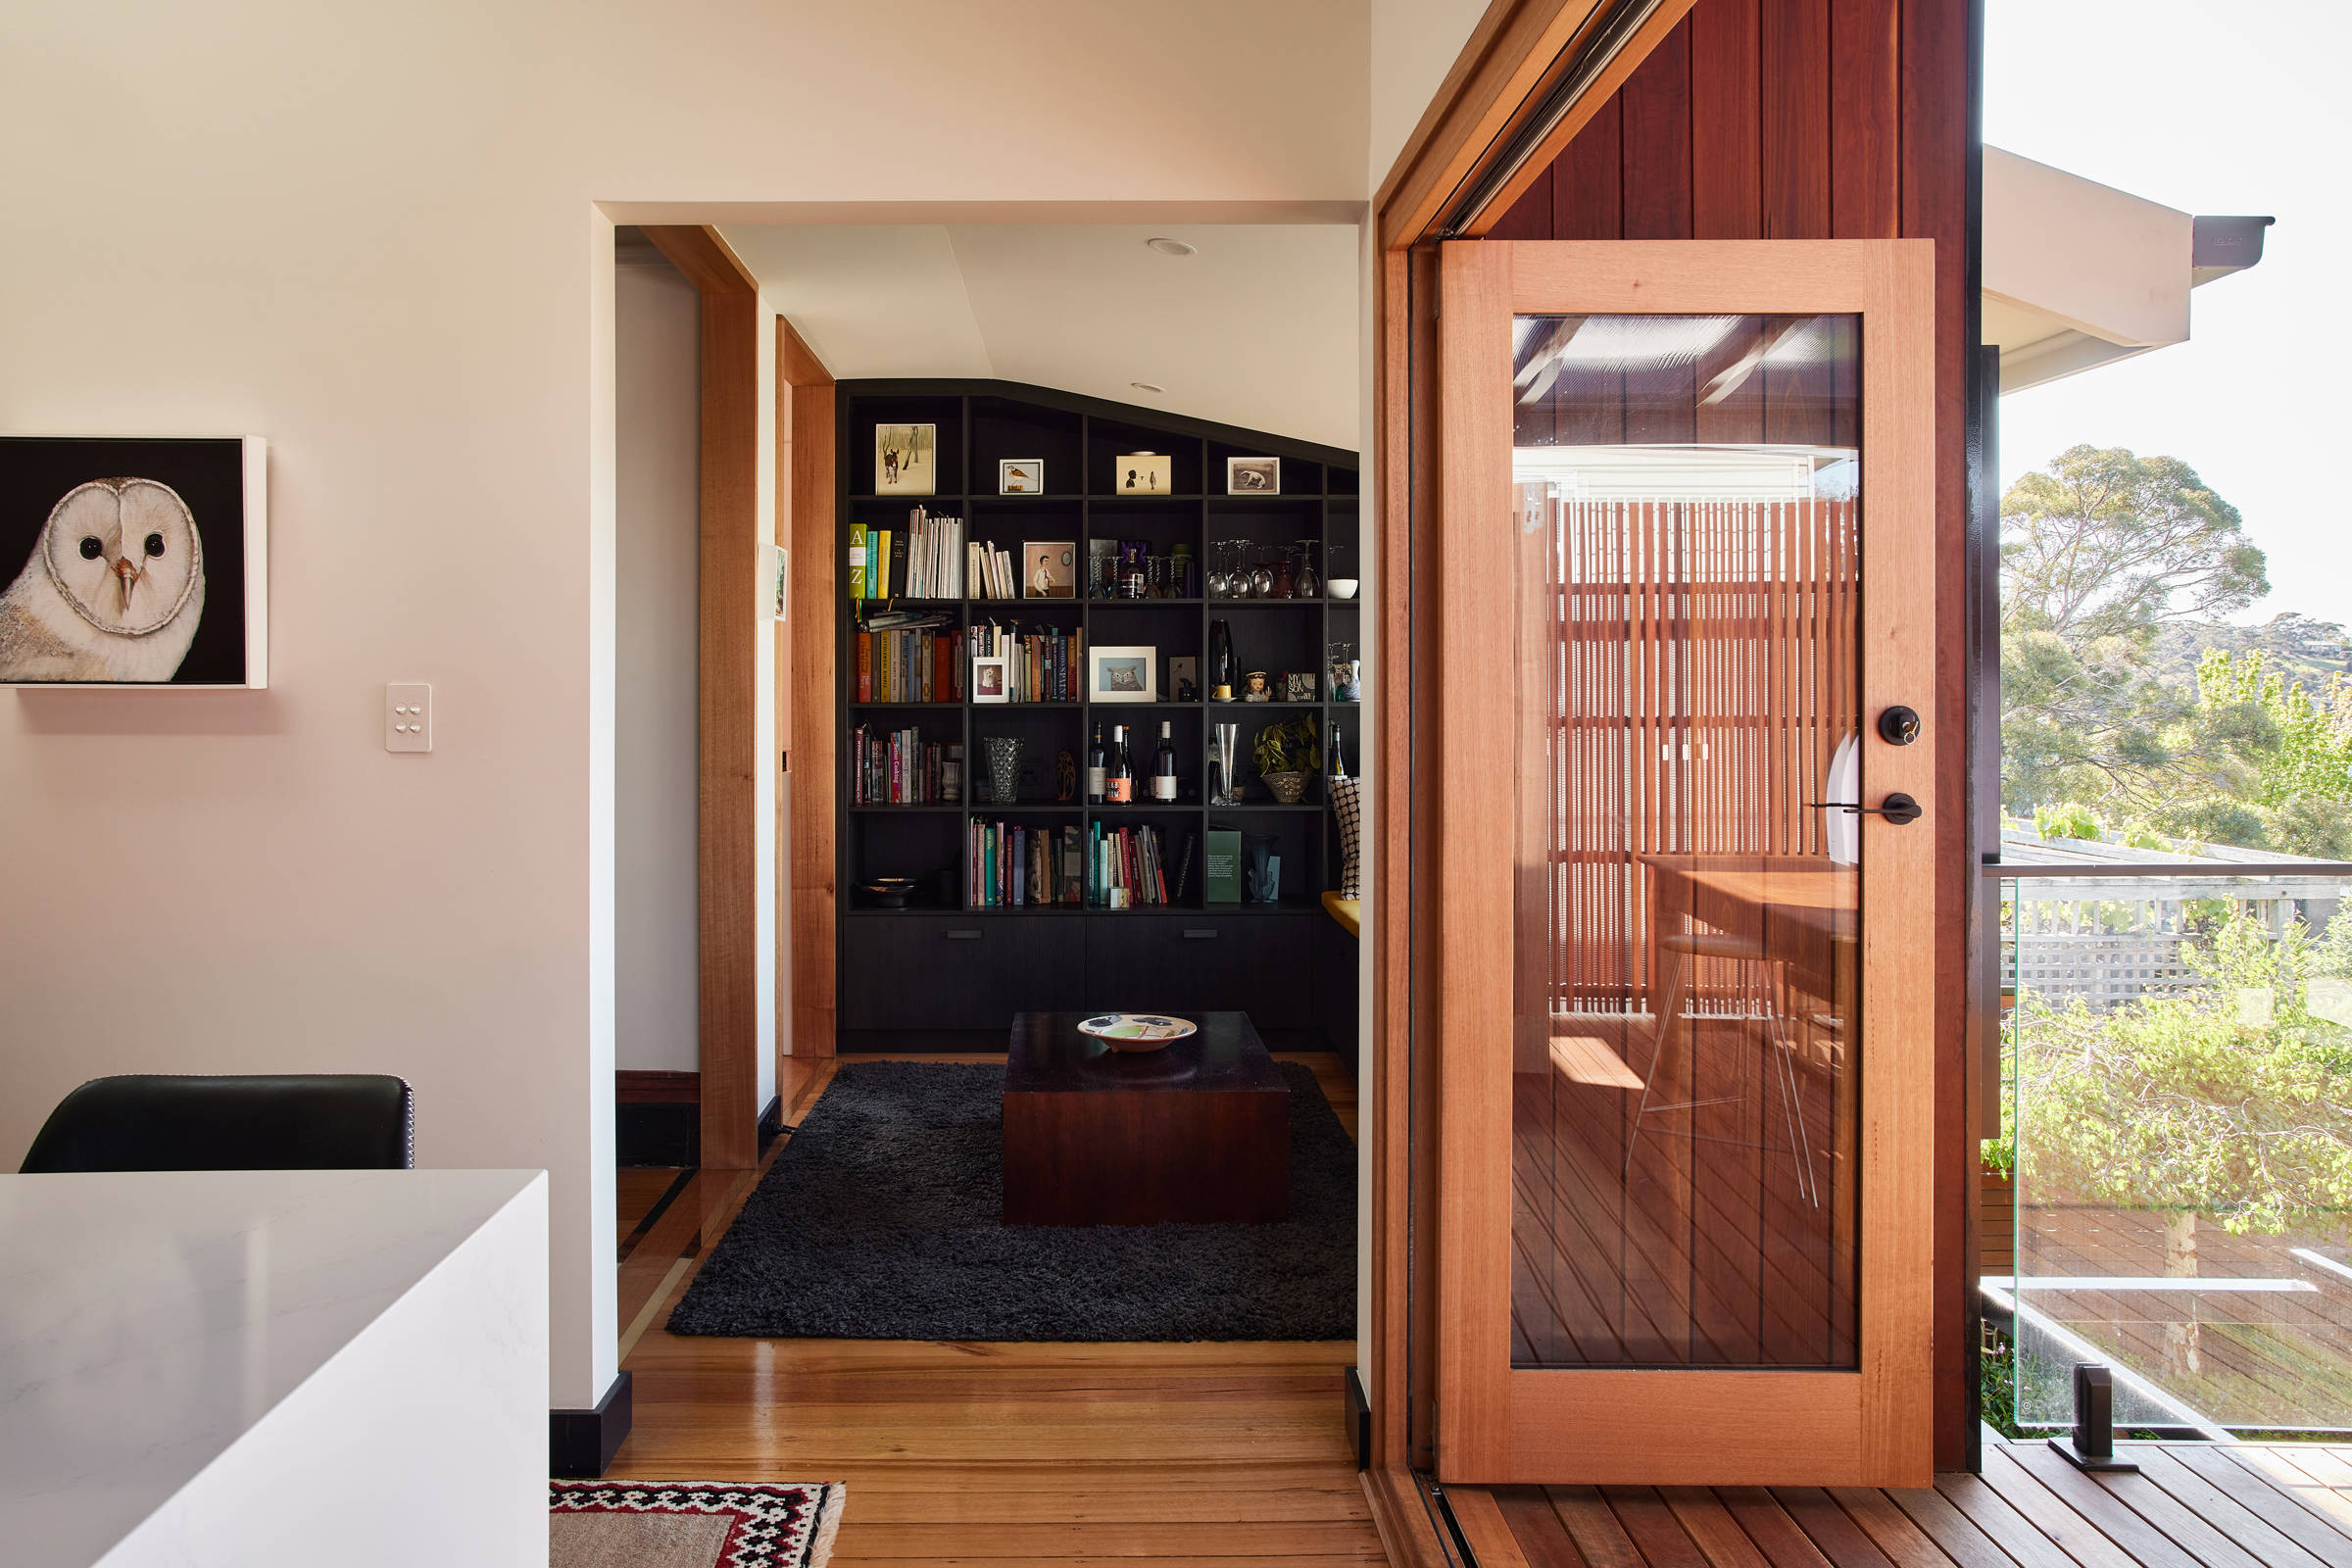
[1327,578,1359,600]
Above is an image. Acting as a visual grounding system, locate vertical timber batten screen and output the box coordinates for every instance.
[1541,486,1858,1015]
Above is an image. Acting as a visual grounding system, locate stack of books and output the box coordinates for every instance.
[969,820,1083,907]
[1090,822,1187,908]
[968,541,1022,600]
[852,510,963,601]
[850,728,960,805]
[966,621,1082,703]
[856,612,962,702]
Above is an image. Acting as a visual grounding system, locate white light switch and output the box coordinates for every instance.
[386,683,432,753]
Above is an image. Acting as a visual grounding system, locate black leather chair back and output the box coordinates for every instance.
[20,1074,415,1173]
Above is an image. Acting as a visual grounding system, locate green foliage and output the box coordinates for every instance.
[1999,447,2272,825]
[1251,714,1319,777]
[2016,911,2352,1237]
[2034,802,2105,842]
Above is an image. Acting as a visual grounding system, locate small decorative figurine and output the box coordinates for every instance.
[1243,670,1270,703]
[1055,749,1078,803]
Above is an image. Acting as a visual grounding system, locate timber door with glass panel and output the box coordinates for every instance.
[1435,241,1938,1486]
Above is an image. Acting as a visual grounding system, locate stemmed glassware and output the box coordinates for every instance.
[1248,546,1275,600]
[1295,539,1322,599]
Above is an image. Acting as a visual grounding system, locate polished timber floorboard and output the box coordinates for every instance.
[610,1052,1384,1564]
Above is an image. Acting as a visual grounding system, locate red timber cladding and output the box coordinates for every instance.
[1490,0,1973,1467]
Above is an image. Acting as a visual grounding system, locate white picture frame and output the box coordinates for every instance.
[1225,456,1280,496]
[971,654,1009,705]
[1112,453,1172,496]
[1087,645,1157,704]
[767,543,788,621]
[875,422,936,496]
[999,458,1044,495]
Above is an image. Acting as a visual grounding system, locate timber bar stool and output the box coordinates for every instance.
[1623,926,1824,1206]
[20,1073,416,1172]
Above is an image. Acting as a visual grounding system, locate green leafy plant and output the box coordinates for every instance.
[1252,713,1320,777]
[2017,909,2352,1374]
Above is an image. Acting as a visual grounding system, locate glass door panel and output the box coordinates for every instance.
[1508,314,1863,1372]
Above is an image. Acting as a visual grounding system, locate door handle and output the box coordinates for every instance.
[1182,929,1218,940]
[946,929,982,941]
[1807,793,1922,826]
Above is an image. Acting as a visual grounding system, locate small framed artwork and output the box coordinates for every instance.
[1022,540,1076,599]
[971,655,1010,704]
[1285,671,1319,702]
[0,435,269,688]
[1088,645,1157,704]
[875,423,936,496]
[999,459,1044,495]
[1168,655,1199,703]
[1113,453,1172,496]
[768,544,789,621]
[1226,456,1280,495]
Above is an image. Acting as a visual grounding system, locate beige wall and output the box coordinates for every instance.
[0,0,1370,1409]
[614,257,702,1075]
[1369,0,1496,191]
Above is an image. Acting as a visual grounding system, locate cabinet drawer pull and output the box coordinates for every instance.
[946,929,982,941]
[1182,928,1218,940]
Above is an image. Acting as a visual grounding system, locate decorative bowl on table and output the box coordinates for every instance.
[859,877,918,909]
[1327,577,1359,600]
[1076,1013,1199,1052]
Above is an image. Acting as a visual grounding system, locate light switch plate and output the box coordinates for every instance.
[386,683,432,753]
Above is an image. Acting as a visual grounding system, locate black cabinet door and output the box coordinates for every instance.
[841,916,1084,1032]
[1083,913,1315,1027]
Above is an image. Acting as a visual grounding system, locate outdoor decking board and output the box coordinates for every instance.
[1461,1441,2352,1568]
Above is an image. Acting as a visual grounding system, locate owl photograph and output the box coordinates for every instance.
[0,437,264,686]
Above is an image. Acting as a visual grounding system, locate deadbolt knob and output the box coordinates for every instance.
[1878,706,1922,746]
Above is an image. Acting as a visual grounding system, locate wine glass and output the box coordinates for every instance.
[1248,546,1275,600]
[1295,538,1322,598]
[1204,540,1229,598]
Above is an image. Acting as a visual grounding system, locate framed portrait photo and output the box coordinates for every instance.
[999,459,1043,496]
[875,422,936,496]
[1225,456,1280,495]
[1087,645,1157,704]
[1112,453,1172,496]
[1022,540,1076,599]
[0,435,268,688]
[971,654,1010,705]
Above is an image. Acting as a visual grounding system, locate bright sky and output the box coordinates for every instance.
[1986,0,2351,625]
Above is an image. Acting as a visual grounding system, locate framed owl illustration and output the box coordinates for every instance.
[0,436,267,687]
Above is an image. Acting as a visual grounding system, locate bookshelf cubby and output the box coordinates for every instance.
[836,379,1361,1051]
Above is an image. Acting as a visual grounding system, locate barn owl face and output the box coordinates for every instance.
[41,478,204,636]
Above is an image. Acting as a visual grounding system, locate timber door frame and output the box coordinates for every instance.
[780,319,837,1063]
[643,224,764,1171]
[1434,237,1937,1487]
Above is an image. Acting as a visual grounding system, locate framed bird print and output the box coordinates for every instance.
[0,436,267,688]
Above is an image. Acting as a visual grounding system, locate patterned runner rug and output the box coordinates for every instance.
[550,1480,844,1567]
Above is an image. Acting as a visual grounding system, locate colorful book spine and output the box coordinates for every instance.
[850,523,869,601]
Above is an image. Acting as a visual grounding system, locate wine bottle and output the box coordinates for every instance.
[1106,725,1133,804]
[1086,723,1106,805]
[1152,720,1178,802]
[1328,720,1347,779]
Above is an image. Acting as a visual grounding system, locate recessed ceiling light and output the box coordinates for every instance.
[1131,381,1166,394]
[1145,237,1196,257]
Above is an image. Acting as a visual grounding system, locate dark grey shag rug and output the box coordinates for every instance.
[665,1059,1355,1341]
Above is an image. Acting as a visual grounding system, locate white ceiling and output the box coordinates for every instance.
[718,223,1361,452]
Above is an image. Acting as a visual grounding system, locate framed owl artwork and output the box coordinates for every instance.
[0,437,267,687]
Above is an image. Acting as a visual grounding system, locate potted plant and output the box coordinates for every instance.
[1251,714,1320,804]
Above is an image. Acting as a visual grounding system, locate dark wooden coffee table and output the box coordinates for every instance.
[1002,1011,1290,1226]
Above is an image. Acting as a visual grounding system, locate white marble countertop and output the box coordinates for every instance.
[0,1168,545,1568]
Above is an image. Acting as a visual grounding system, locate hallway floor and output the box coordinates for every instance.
[609,1052,1384,1565]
